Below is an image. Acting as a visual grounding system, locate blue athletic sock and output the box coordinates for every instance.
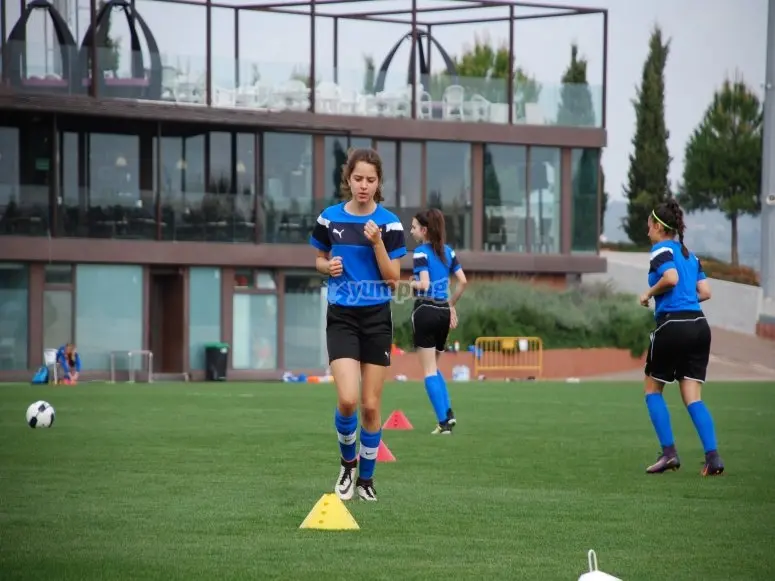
[358,427,381,480]
[687,401,718,454]
[437,369,451,414]
[424,374,448,423]
[334,408,358,462]
[645,393,675,449]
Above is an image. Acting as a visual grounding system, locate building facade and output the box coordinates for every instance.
[0,0,608,381]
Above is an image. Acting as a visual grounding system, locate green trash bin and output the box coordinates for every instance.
[204,342,229,381]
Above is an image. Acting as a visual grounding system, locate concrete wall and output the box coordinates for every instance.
[584,252,763,336]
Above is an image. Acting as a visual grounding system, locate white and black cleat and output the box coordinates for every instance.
[356,477,377,501]
[335,458,357,501]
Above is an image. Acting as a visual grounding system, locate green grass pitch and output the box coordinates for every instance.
[1,380,774,580]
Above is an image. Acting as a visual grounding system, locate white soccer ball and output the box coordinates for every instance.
[26,400,55,428]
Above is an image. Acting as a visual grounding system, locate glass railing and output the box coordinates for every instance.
[57,188,158,240]
[160,190,256,243]
[2,41,603,128]
[1,40,87,96]
[260,197,316,245]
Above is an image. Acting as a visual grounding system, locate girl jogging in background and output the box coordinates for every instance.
[409,208,467,435]
[641,198,724,477]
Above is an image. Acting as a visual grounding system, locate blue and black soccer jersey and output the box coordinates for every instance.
[412,243,461,302]
[648,240,705,318]
[310,202,407,307]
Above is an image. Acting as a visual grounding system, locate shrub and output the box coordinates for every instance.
[697,256,759,286]
[392,281,655,357]
[601,242,760,286]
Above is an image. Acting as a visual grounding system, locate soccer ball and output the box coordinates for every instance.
[26,401,55,428]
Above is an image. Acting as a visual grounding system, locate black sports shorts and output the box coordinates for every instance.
[326,302,393,367]
[411,299,451,352]
[645,310,711,383]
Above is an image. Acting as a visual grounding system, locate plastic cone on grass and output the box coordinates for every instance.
[376,440,396,462]
[299,493,359,531]
[383,410,413,430]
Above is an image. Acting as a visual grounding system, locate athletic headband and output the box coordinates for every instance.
[651,210,675,231]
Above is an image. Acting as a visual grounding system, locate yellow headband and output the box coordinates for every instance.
[651,210,674,231]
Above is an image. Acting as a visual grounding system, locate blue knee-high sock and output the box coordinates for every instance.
[424,374,448,423]
[437,369,451,413]
[334,408,358,462]
[645,393,675,449]
[687,401,718,454]
[358,427,381,480]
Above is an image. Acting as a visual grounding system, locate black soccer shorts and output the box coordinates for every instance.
[411,299,451,352]
[644,310,711,383]
[326,302,393,367]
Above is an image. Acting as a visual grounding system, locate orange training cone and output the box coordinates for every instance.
[383,410,413,430]
[376,440,396,462]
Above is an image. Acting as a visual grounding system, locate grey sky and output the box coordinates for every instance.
[13,0,768,202]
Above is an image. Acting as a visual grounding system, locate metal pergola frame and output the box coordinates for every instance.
[2,0,607,125]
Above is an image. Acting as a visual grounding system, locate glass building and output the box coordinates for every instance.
[0,0,608,380]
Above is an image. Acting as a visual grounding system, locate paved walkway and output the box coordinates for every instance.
[591,327,775,382]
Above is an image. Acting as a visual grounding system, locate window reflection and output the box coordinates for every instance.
[59,130,156,239]
[529,147,561,254]
[0,124,50,237]
[396,141,422,251]
[483,144,528,252]
[284,274,327,369]
[571,148,600,253]
[0,263,28,370]
[426,141,472,250]
[232,294,278,369]
[262,132,313,244]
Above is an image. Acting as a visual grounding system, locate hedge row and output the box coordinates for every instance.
[600,242,760,286]
[391,281,655,357]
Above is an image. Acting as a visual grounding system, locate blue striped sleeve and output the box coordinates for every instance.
[413,250,429,273]
[383,220,407,260]
[309,214,331,252]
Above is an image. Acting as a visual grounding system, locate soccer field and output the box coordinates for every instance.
[1,380,773,581]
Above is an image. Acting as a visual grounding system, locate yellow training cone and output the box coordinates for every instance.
[299,493,360,531]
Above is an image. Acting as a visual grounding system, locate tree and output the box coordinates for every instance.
[677,76,762,265]
[622,25,672,245]
[557,43,596,127]
[430,33,541,113]
[363,55,376,94]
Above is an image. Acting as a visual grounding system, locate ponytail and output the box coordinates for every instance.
[654,198,689,258]
[414,208,448,265]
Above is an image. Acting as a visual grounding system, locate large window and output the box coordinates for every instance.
[232,269,277,369]
[426,141,472,249]
[571,148,601,253]
[283,273,326,370]
[156,130,256,243]
[323,136,372,206]
[189,267,222,370]
[262,133,313,244]
[43,264,74,351]
[529,147,561,254]
[483,145,528,252]
[60,126,157,240]
[0,263,28,370]
[0,123,51,237]
[398,141,422,251]
[375,141,397,207]
[75,265,143,370]
[157,131,205,241]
